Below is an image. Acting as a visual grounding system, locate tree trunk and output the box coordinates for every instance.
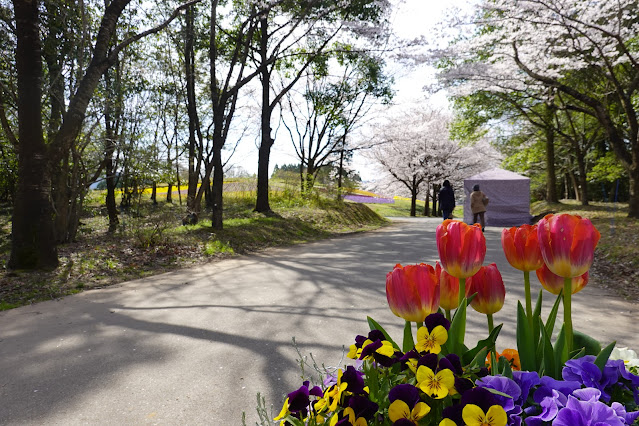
[104,68,120,233]
[629,164,639,218]
[423,193,430,216]
[568,171,579,201]
[151,182,157,204]
[410,184,417,217]
[52,154,71,243]
[211,146,224,229]
[255,18,273,213]
[337,142,344,199]
[9,1,58,269]
[304,159,316,196]
[185,5,199,213]
[431,184,439,217]
[203,175,213,210]
[574,140,589,206]
[545,100,559,203]
[166,183,173,203]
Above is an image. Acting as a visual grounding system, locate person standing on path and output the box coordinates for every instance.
[470,184,489,231]
[438,180,456,221]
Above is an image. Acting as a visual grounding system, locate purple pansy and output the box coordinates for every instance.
[424,312,451,331]
[285,381,323,417]
[416,353,439,371]
[358,336,400,367]
[562,356,602,389]
[525,388,568,426]
[347,394,379,420]
[553,391,624,426]
[512,370,540,406]
[440,353,463,376]
[476,375,521,412]
[534,375,582,402]
[389,384,421,407]
[611,401,639,425]
[476,375,523,425]
[341,365,367,395]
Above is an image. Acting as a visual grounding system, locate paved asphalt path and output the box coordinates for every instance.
[1,218,637,425]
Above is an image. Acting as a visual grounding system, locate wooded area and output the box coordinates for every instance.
[1,0,638,272]
[1,0,392,270]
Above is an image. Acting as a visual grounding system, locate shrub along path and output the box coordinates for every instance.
[0,217,636,425]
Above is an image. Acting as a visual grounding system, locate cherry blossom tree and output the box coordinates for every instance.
[436,0,639,217]
[367,107,491,216]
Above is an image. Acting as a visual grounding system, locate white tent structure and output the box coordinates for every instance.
[463,168,532,228]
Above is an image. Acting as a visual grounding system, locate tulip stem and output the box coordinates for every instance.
[563,277,573,357]
[487,313,494,334]
[524,270,533,331]
[445,309,451,322]
[487,313,496,354]
[458,277,466,308]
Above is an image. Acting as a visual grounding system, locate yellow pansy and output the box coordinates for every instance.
[415,325,448,354]
[462,404,508,426]
[416,366,455,399]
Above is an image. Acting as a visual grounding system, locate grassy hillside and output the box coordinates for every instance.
[0,181,386,310]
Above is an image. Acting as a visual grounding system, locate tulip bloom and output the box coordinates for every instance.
[440,269,460,312]
[466,264,505,316]
[436,220,486,279]
[537,213,600,278]
[501,224,544,331]
[386,263,440,323]
[536,264,588,295]
[501,224,544,272]
[537,213,599,356]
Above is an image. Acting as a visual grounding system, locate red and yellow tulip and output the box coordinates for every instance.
[536,264,588,295]
[466,263,505,316]
[537,213,600,357]
[436,220,486,279]
[386,263,440,323]
[501,224,544,272]
[439,269,460,311]
[537,213,600,278]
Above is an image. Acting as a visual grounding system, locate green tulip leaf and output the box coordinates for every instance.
[571,347,586,360]
[446,298,468,355]
[467,347,489,370]
[573,330,602,356]
[540,318,558,379]
[462,324,502,366]
[595,341,616,372]
[516,302,536,371]
[533,289,543,318]
[497,355,513,378]
[554,325,568,364]
[367,316,399,350]
[402,321,415,353]
[545,292,562,338]
[532,289,543,348]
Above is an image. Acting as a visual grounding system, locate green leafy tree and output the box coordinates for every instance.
[8,0,198,270]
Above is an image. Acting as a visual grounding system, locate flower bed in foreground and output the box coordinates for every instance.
[266,215,639,426]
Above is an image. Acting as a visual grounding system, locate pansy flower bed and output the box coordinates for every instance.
[268,215,639,426]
